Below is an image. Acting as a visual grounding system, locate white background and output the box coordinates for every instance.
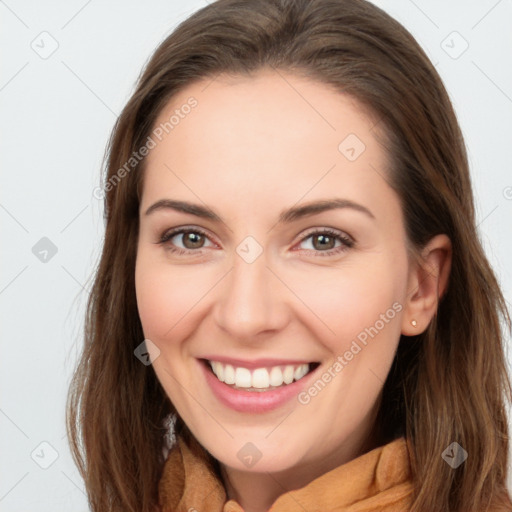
[1,0,511,510]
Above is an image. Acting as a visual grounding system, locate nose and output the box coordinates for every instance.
[213,249,289,341]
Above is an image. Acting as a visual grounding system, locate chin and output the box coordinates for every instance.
[205,438,306,475]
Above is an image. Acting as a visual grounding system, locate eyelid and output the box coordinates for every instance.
[157,225,216,246]
[295,226,354,244]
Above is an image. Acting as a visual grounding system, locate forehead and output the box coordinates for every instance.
[140,69,397,226]
[149,69,383,163]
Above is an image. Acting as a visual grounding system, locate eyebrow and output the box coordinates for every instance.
[144,198,375,223]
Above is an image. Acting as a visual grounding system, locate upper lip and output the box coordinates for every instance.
[200,356,317,369]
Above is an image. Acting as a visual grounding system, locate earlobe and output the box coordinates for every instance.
[401,234,452,336]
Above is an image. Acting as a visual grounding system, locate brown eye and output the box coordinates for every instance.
[157,226,215,256]
[311,233,336,251]
[181,231,205,249]
[296,228,354,258]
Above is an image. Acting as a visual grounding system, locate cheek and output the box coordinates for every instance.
[290,256,405,352]
[134,250,215,341]
[135,252,181,340]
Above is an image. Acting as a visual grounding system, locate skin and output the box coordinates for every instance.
[135,69,452,512]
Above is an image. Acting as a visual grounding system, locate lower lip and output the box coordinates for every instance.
[199,359,318,413]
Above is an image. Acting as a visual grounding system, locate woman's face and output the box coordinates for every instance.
[135,69,414,474]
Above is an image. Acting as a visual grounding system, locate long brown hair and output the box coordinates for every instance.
[66,0,512,510]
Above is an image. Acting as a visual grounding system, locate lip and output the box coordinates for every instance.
[198,358,320,413]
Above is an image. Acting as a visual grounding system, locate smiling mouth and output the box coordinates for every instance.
[201,359,321,392]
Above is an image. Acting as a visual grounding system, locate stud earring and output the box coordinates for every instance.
[411,319,417,327]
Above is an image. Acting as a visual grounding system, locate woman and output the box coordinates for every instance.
[66,0,512,511]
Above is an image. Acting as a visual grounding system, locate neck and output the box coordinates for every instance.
[219,424,381,512]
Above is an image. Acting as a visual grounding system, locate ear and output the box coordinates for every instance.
[401,234,452,336]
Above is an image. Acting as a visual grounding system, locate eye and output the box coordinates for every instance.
[155,226,355,258]
[295,228,354,257]
[156,226,215,256]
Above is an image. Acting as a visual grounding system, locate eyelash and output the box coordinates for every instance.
[156,226,355,258]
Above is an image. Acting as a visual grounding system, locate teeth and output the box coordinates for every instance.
[269,366,284,386]
[252,368,269,388]
[211,361,224,382]
[294,364,309,380]
[283,365,294,384]
[209,361,311,390]
[235,367,252,387]
[224,364,235,384]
